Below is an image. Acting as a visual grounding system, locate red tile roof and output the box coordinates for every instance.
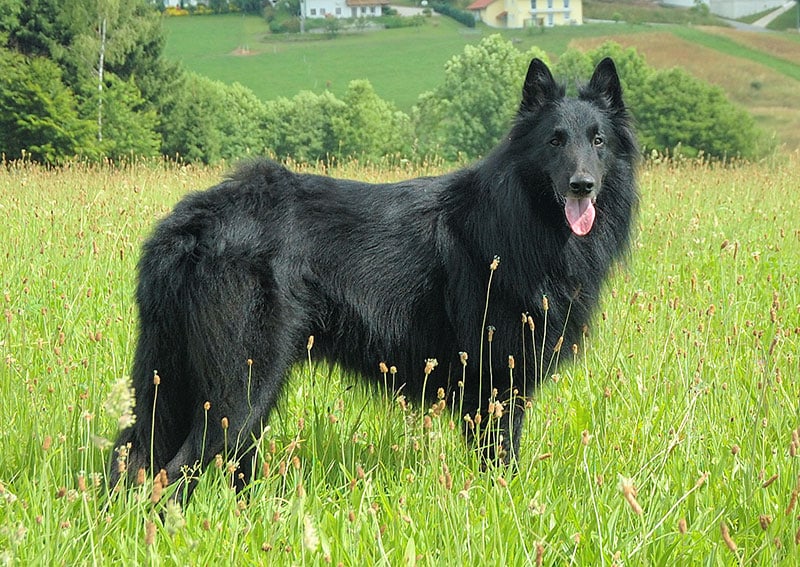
[467,0,496,9]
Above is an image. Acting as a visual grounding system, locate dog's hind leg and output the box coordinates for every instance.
[157,264,305,501]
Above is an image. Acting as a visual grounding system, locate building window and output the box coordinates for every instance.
[335,7,341,14]
[564,0,569,7]
[370,6,375,13]
[310,8,316,15]
[530,0,536,10]
[320,7,326,14]
[547,0,553,9]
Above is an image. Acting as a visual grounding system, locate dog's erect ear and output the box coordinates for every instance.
[520,58,558,112]
[588,57,624,111]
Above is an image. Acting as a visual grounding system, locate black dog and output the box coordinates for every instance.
[110,58,638,498]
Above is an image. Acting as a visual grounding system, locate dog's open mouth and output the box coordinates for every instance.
[565,197,596,236]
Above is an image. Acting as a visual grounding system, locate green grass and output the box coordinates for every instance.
[768,3,800,31]
[1,156,799,563]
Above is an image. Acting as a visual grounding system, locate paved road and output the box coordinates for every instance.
[751,0,798,27]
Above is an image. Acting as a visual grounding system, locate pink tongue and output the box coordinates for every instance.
[565,198,596,236]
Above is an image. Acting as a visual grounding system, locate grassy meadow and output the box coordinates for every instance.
[1,154,799,564]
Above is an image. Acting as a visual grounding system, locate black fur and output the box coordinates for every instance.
[110,58,638,498]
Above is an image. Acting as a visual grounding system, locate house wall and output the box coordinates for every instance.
[529,0,582,27]
[476,0,582,29]
[301,0,383,18]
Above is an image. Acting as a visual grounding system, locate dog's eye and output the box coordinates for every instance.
[549,138,561,147]
[593,135,604,147]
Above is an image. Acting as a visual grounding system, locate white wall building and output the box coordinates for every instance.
[300,0,389,18]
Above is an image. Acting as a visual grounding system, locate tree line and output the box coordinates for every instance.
[0,0,770,165]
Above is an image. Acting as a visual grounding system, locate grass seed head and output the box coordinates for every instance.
[720,521,737,552]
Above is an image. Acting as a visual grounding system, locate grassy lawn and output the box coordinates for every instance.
[1,156,799,563]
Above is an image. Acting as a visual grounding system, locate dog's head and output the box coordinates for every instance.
[512,58,635,236]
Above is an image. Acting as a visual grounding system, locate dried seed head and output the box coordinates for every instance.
[487,326,495,342]
[152,371,160,386]
[459,352,468,366]
[145,520,156,546]
[542,296,549,311]
[379,361,388,374]
[306,335,314,351]
[619,476,642,515]
[204,401,211,411]
[695,472,709,488]
[535,543,544,566]
[554,336,564,352]
[389,365,397,375]
[489,256,500,271]
[527,315,535,331]
[424,358,438,375]
[720,522,737,552]
[762,473,779,488]
[221,417,229,430]
[678,518,688,534]
[508,355,515,369]
[151,477,163,504]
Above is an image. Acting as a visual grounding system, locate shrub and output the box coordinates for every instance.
[430,2,475,27]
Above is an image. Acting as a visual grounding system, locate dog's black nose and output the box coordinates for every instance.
[569,174,595,195]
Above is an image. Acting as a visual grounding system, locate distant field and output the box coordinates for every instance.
[162,15,651,110]
[162,13,800,150]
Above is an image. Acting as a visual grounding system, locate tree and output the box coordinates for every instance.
[217,82,272,160]
[160,73,225,163]
[264,91,347,163]
[2,0,177,161]
[0,49,97,163]
[98,73,160,159]
[332,80,412,161]
[413,34,548,161]
[636,67,764,158]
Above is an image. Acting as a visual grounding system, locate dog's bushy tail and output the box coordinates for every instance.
[110,200,269,487]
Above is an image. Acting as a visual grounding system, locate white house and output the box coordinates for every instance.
[468,0,582,28]
[300,0,390,18]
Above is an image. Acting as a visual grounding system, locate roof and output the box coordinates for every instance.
[467,0,496,10]
[346,0,390,5]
